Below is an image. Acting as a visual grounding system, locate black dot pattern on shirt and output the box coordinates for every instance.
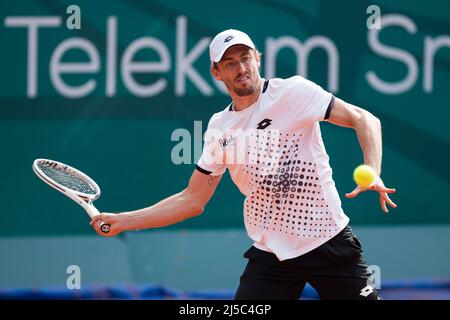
[242,131,340,238]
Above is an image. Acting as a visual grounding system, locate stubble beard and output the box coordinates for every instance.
[234,86,256,97]
[231,76,258,97]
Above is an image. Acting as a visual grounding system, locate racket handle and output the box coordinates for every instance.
[86,204,110,234]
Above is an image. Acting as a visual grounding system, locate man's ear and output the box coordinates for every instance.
[255,51,261,68]
[211,65,222,81]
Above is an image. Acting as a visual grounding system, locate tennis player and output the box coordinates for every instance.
[91,29,397,300]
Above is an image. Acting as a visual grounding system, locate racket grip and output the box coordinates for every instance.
[86,205,110,234]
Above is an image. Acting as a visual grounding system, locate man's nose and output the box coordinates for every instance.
[236,61,246,73]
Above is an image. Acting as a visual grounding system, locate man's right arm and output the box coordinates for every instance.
[90,169,222,236]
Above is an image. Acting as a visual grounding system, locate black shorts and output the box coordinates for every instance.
[235,225,380,300]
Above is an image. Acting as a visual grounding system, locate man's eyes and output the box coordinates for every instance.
[225,57,251,68]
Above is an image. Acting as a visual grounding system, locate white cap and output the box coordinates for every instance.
[209,29,255,63]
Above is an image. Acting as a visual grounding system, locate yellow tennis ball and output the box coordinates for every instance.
[353,165,376,188]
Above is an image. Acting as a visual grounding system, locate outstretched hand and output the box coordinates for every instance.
[345,176,397,213]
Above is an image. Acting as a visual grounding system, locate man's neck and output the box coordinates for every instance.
[231,78,263,111]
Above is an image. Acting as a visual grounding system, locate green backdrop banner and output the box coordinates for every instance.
[1,0,449,236]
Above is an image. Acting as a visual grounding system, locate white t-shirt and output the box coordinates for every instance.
[197,76,350,261]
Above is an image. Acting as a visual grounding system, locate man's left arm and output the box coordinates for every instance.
[325,97,397,213]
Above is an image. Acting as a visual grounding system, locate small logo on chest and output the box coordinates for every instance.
[256,118,272,130]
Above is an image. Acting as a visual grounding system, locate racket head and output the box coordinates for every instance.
[33,158,100,202]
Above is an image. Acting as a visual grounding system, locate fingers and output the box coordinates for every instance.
[371,180,397,213]
[89,214,104,226]
[381,192,397,209]
[348,172,398,213]
[376,186,396,194]
[347,183,397,214]
[90,213,113,225]
[380,195,388,213]
[90,213,114,236]
[379,192,397,213]
[93,222,115,237]
[345,186,363,198]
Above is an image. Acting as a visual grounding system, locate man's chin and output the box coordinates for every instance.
[235,89,255,97]
[234,84,256,97]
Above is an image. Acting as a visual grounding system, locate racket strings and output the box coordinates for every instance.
[38,162,97,195]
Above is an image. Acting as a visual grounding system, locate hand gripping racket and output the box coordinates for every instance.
[33,158,110,233]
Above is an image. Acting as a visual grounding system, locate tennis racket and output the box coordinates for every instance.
[32,158,110,233]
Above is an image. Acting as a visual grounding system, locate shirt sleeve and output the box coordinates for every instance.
[196,116,227,176]
[289,76,334,125]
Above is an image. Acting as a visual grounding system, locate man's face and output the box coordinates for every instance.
[212,45,261,97]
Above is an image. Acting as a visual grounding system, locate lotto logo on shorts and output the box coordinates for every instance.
[359,285,374,297]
